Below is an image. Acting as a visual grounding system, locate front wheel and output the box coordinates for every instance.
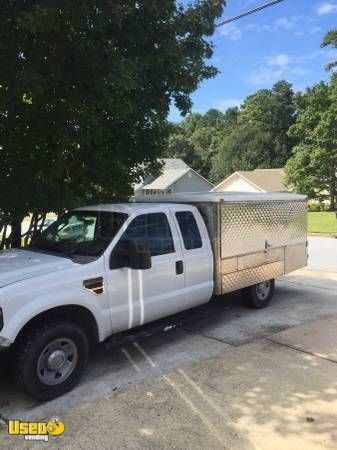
[14,320,89,401]
[242,279,275,309]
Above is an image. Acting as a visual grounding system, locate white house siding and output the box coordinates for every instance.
[215,175,261,193]
[172,170,213,193]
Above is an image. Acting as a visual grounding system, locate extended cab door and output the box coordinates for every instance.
[173,207,214,309]
[107,211,186,332]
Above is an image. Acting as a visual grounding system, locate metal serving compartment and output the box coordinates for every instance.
[137,192,308,295]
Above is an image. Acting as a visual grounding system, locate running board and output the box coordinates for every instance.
[104,319,183,350]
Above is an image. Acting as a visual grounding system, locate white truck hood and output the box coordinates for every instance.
[0,249,76,288]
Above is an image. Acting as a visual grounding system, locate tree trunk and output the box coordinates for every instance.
[10,220,22,248]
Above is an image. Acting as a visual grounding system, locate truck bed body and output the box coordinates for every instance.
[137,192,308,295]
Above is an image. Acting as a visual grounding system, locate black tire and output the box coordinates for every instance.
[14,320,89,401]
[242,279,275,309]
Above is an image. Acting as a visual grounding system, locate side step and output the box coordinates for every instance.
[104,318,182,350]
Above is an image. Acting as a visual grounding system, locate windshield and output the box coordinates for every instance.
[31,210,128,258]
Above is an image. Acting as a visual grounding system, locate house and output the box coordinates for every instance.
[134,159,213,198]
[213,168,291,193]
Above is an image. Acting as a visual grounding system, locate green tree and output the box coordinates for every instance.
[210,124,273,181]
[285,80,337,209]
[239,81,296,165]
[322,29,337,70]
[0,0,224,247]
[165,107,240,181]
[210,81,296,182]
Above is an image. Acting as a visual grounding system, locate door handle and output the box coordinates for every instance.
[176,260,184,275]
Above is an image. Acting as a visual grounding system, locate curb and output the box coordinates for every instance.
[308,233,337,238]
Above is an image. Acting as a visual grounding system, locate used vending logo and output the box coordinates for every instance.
[8,418,65,442]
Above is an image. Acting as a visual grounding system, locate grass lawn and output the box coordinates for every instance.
[308,212,337,234]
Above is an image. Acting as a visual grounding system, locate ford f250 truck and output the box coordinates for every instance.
[0,192,307,400]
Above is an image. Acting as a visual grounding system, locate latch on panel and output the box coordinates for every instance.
[264,240,272,253]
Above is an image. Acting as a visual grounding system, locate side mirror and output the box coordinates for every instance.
[110,239,152,270]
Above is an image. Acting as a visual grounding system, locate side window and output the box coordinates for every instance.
[175,211,202,250]
[122,213,175,257]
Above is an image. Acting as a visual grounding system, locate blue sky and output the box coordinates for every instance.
[170,0,337,121]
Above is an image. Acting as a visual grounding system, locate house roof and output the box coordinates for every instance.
[142,168,190,190]
[141,158,213,190]
[214,168,289,193]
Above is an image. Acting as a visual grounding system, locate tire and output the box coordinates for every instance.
[14,320,89,401]
[242,279,275,309]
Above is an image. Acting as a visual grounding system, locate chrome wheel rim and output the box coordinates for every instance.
[37,338,78,386]
[255,281,271,301]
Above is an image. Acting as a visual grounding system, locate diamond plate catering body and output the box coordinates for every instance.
[139,191,308,295]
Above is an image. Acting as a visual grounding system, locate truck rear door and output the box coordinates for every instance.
[173,207,214,309]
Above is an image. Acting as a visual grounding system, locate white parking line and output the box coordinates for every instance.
[121,348,141,373]
[133,342,226,447]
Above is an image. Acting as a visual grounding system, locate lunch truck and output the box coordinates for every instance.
[0,192,307,400]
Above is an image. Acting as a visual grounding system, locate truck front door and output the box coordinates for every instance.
[107,211,185,332]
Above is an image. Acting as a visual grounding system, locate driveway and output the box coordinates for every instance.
[1,266,337,424]
[0,236,336,447]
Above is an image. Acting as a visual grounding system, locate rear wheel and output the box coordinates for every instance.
[14,320,89,401]
[242,279,275,309]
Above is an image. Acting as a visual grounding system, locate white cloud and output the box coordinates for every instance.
[247,53,290,85]
[290,67,311,76]
[322,48,337,60]
[274,17,295,30]
[316,2,337,15]
[219,23,242,41]
[215,99,243,111]
[246,52,312,87]
[245,14,317,35]
[267,53,290,68]
[246,68,284,86]
[310,26,322,34]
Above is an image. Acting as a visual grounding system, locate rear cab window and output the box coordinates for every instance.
[175,211,203,250]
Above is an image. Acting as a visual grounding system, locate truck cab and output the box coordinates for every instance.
[0,203,214,400]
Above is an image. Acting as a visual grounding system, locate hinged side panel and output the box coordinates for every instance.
[220,200,307,259]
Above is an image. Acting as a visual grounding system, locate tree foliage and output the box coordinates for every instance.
[0,0,224,247]
[322,29,337,71]
[167,81,296,183]
[285,80,337,209]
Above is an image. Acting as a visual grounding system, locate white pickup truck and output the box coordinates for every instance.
[0,192,307,400]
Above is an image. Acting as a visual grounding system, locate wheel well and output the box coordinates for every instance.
[14,305,99,346]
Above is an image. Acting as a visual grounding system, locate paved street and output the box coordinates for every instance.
[0,237,336,449]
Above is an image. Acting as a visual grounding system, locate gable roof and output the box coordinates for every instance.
[140,159,213,190]
[213,168,289,193]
